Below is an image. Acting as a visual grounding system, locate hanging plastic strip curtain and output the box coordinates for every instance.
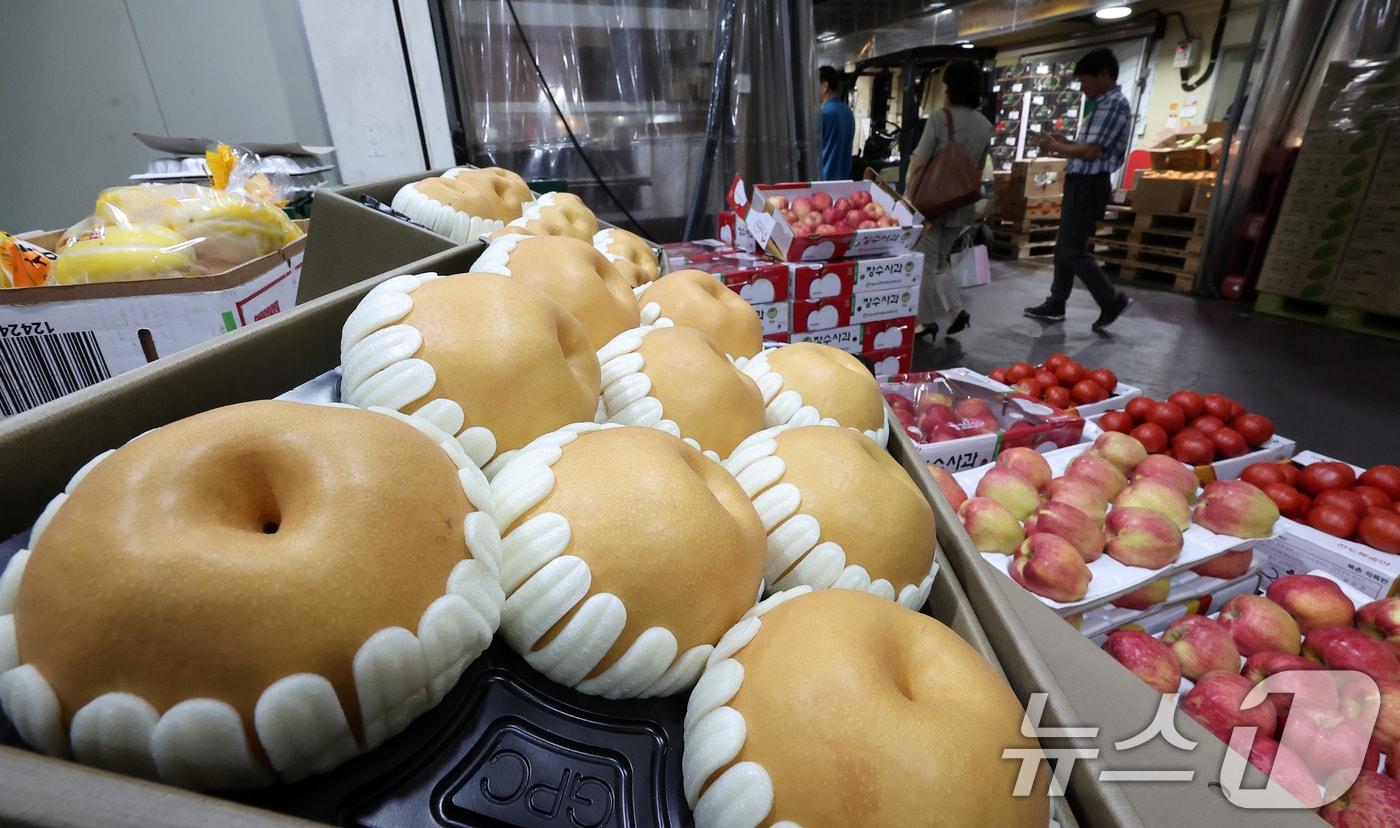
[436,0,814,242]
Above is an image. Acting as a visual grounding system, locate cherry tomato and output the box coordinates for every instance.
[1035,370,1060,391]
[1172,434,1216,465]
[1359,510,1400,554]
[1359,465,1400,501]
[1190,415,1226,436]
[1308,504,1359,540]
[1072,379,1106,404]
[1131,422,1169,454]
[1044,353,1072,370]
[989,368,1008,384]
[1006,364,1032,383]
[1146,402,1187,435]
[1168,390,1206,421]
[1299,461,1358,495]
[1202,393,1233,420]
[1055,361,1087,386]
[1231,414,1275,448]
[1013,378,1043,399]
[1211,427,1248,459]
[1044,385,1072,409]
[1089,368,1118,393]
[1262,483,1311,520]
[1241,462,1289,489]
[1125,397,1156,423]
[1099,410,1135,433]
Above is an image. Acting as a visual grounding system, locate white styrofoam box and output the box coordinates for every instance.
[751,300,790,335]
[1087,411,1297,484]
[1069,382,1143,418]
[791,323,862,353]
[1258,518,1400,599]
[1081,549,1266,640]
[954,444,1281,615]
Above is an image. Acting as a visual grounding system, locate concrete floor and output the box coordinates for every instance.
[912,260,1400,465]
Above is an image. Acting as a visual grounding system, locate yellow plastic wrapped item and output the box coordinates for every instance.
[53,222,200,285]
[0,233,56,288]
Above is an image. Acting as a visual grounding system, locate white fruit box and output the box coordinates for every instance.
[958,366,1142,419]
[850,284,920,324]
[751,300,790,336]
[742,176,926,262]
[1080,549,1267,641]
[791,323,861,353]
[0,227,306,418]
[786,252,922,301]
[1253,450,1400,599]
[953,444,1281,615]
[1086,411,1296,483]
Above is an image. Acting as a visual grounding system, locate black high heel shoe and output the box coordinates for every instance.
[948,310,971,335]
[915,322,939,342]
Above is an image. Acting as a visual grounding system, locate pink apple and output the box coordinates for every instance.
[1285,704,1379,784]
[1191,548,1254,579]
[1011,534,1092,602]
[791,196,812,217]
[959,497,1025,554]
[1266,574,1356,631]
[877,215,900,227]
[851,189,873,208]
[1219,595,1302,656]
[821,205,842,225]
[1103,629,1181,693]
[1182,669,1278,742]
[1162,615,1240,680]
[1047,477,1108,526]
[1193,480,1280,539]
[863,201,886,218]
[814,223,836,234]
[1133,454,1201,503]
[1066,453,1130,500]
[810,191,833,212]
[844,209,866,227]
[1105,506,1183,568]
[918,404,957,435]
[857,219,877,229]
[781,209,798,224]
[1242,650,1327,734]
[1025,501,1106,562]
[831,221,850,234]
[996,447,1052,491]
[1090,432,1148,474]
[1245,737,1324,808]
[1319,770,1400,826]
[954,398,994,420]
[1111,577,1170,610]
[1113,479,1192,531]
[885,391,914,412]
[801,211,821,228]
[926,463,967,510]
[1304,625,1400,685]
[833,196,852,214]
[975,467,1040,520]
[767,195,788,210]
[1356,599,1400,658]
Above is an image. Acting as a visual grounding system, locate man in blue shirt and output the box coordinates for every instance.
[1025,48,1134,331]
[819,66,855,181]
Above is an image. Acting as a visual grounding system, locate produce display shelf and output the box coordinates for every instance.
[1254,291,1400,342]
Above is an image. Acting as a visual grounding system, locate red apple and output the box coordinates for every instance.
[1047,477,1108,526]
[850,189,872,209]
[1356,599,1400,658]
[833,196,852,214]
[810,191,833,212]
[1111,577,1170,610]
[1244,737,1323,808]
[813,223,836,234]
[857,219,877,229]
[1133,454,1201,503]
[1304,625,1400,686]
[1113,479,1193,531]
[791,196,813,217]
[1162,616,1240,680]
[1104,507,1184,568]
[1242,650,1328,735]
[1024,501,1106,562]
[1218,595,1302,656]
[1010,534,1092,602]
[925,463,967,510]
[1066,453,1130,500]
[1182,669,1277,741]
[1103,629,1181,693]
[844,209,865,227]
[877,215,900,227]
[1191,548,1254,579]
[1266,574,1356,631]
[958,496,1026,554]
[995,446,1052,491]
[1319,771,1400,827]
[1192,479,1281,539]
[863,201,886,218]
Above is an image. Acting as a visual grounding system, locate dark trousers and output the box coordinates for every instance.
[1051,173,1119,310]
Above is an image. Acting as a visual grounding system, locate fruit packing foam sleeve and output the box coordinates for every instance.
[1079,551,1266,641]
[953,445,1284,615]
[0,248,1030,826]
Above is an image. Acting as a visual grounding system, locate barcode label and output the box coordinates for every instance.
[0,330,111,416]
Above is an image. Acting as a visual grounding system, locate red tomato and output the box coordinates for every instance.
[1190,415,1226,436]
[1231,414,1275,448]
[1172,434,1216,465]
[1013,378,1043,399]
[1055,361,1087,386]
[1202,393,1233,420]
[1299,461,1358,495]
[1359,511,1400,553]
[1355,486,1394,511]
[1005,364,1032,383]
[1276,462,1300,487]
[1131,422,1169,454]
[1262,483,1311,520]
[1044,353,1072,370]
[1228,399,1246,419]
[989,368,1008,384]
[1035,370,1060,390]
[1315,489,1370,519]
[1146,402,1187,435]
[1072,379,1105,404]
[1099,410,1135,433]
[1211,427,1248,459]
[1125,397,1156,423]
[1360,465,1400,501]
[1044,385,1072,409]
[1168,390,1206,420]
[1241,462,1288,489]
[1308,504,1359,539]
[1089,368,1118,393]
[1171,427,1207,447]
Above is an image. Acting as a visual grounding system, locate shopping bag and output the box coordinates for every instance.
[952,242,990,288]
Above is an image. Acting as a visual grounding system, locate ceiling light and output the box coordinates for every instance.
[1095,5,1132,19]
[818,31,838,42]
[959,41,975,49]
[925,1,946,8]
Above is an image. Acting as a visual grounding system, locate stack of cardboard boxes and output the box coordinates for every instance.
[1257,56,1400,317]
[988,158,1065,260]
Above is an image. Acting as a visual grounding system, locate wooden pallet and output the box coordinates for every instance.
[1094,238,1202,273]
[1254,292,1400,341]
[990,239,1056,260]
[990,216,1061,234]
[1096,225,1206,254]
[1101,260,1196,292]
[1102,208,1209,235]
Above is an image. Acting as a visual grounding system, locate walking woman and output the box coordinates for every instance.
[905,60,992,342]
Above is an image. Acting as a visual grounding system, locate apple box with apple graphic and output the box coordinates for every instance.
[733,175,926,262]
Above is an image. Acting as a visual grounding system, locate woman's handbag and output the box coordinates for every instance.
[907,109,982,219]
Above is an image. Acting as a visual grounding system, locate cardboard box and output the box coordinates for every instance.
[790,323,861,353]
[789,295,852,333]
[0,224,307,417]
[787,262,854,302]
[1145,122,1226,171]
[717,210,757,253]
[0,247,1037,827]
[1006,158,1067,198]
[693,256,788,305]
[861,316,915,353]
[787,252,922,301]
[850,285,919,324]
[751,300,790,335]
[863,345,912,375]
[994,195,1062,223]
[1128,177,1197,214]
[745,175,925,262]
[1188,180,1213,215]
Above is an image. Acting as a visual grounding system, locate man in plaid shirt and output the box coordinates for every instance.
[1026,48,1134,331]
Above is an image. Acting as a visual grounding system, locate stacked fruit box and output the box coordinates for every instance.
[989,159,1065,260]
